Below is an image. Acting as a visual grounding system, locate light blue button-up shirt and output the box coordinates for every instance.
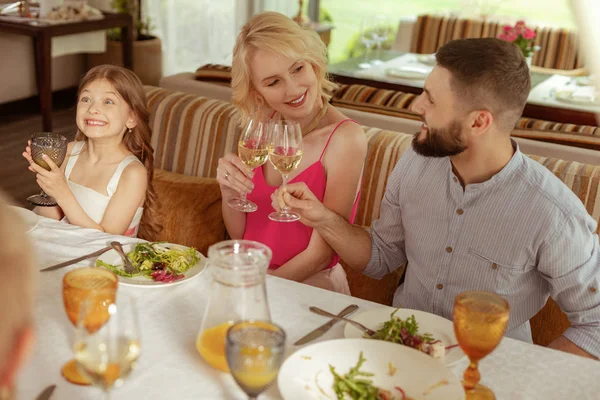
[364,141,600,357]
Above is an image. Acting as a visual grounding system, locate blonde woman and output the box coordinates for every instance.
[0,193,36,399]
[217,11,367,293]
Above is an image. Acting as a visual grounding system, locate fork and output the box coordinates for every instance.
[309,306,376,336]
[110,241,136,274]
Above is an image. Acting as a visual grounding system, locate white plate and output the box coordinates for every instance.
[416,54,436,66]
[385,66,429,80]
[96,243,207,288]
[555,90,600,105]
[278,338,464,400]
[10,206,40,234]
[343,308,465,367]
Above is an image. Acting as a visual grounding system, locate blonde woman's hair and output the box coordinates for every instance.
[0,193,35,369]
[231,11,338,122]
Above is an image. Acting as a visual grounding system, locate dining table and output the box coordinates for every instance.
[15,208,600,399]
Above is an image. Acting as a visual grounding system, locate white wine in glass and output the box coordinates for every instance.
[74,292,140,400]
[228,119,271,213]
[268,121,303,222]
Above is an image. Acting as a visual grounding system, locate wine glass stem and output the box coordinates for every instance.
[376,42,382,60]
[463,359,481,390]
[280,174,290,212]
[39,189,49,198]
[105,390,112,400]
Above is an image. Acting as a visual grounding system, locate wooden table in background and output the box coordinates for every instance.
[0,12,134,132]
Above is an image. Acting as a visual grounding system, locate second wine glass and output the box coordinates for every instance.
[268,121,303,222]
[228,118,271,213]
[74,291,141,400]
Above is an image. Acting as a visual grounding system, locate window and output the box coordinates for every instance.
[316,0,575,63]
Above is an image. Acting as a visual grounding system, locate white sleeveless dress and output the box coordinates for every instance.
[63,141,144,237]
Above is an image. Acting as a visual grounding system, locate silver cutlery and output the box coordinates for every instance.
[34,384,56,400]
[40,246,112,272]
[110,241,136,274]
[309,306,376,337]
[295,304,359,345]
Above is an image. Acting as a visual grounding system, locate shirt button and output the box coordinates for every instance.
[452,177,458,183]
[445,246,453,253]
[491,263,498,270]
[436,283,444,290]
[590,287,597,293]
[456,209,464,215]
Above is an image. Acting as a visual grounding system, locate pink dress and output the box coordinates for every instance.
[243,119,360,272]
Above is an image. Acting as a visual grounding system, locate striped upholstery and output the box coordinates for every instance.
[410,14,582,70]
[145,85,600,233]
[187,68,600,148]
[145,86,243,178]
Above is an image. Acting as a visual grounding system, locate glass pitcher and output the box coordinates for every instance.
[196,240,272,372]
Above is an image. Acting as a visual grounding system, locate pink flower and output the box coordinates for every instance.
[516,20,526,27]
[523,28,536,40]
[503,25,513,33]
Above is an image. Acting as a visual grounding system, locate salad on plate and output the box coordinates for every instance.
[96,242,201,283]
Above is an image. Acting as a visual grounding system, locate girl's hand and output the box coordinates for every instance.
[29,154,71,203]
[22,140,35,173]
[217,152,255,199]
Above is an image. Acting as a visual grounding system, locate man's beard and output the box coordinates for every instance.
[412,119,467,158]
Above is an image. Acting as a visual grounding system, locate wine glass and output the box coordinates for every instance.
[371,16,390,65]
[226,320,286,400]
[74,291,140,400]
[62,267,118,385]
[228,118,271,213]
[268,121,303,222]
[453,291,510,400]
[27,132,68,207]
[358,17,376,69]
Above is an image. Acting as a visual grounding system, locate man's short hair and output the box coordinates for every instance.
[436,38,531,131]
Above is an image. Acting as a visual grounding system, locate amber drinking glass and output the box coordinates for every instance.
[453,291,510,400]
[62,267,118,385]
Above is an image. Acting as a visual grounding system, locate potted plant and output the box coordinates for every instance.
[497,21,537,67]
[87,0,163,85]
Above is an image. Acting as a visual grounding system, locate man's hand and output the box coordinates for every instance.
[548,335,598,360]
[271,182,332,228]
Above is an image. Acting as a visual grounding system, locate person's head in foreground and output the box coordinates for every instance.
[410,38,531,157]
[0,195,36,399]
[231,11,337,123]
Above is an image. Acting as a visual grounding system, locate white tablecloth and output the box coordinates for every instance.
[14,209,600,399]
[528,74,600,114]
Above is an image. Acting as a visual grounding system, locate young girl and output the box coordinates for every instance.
[23,65,161,238]
[217,12,368,293]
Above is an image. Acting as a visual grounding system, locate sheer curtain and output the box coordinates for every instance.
[143,0,301,76]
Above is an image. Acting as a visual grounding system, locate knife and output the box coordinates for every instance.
[35,384,56,400]
[294,304,359,346]
[40,246,112,272]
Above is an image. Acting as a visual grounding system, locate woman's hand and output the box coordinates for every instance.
[29,154,71,203]
[217,152,255,199]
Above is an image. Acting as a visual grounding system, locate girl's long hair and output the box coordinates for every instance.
[76,65,162,239]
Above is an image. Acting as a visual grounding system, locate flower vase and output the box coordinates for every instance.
[526,55,532,68]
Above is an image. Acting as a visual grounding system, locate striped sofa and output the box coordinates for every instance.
[188,64,600,150]
[145,86,600,345]
[404,14,583,71]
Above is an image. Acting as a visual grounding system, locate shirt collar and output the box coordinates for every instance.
[449,139,523,191]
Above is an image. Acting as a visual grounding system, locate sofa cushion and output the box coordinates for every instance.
[194,64,232,85]
[410,14,582,70]
[145,86,243,178]
[152,169,225,255]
